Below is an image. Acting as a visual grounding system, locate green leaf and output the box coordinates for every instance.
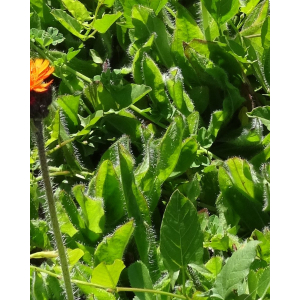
[90,49,103,64]
[241,0,269,37]
[244,38,269,93]
[32,271,49,300]
[213,241,260,299]
[257,266,270,298]
[61,0,91,23]
[30,27,65,47]
[171,137,198,178]
[91,259,125,289]
[205,256,223,278]
[67,248,84,268]
[118,144,160,280]
[247,106,270,130]
[166,67,194,116]
[171,3,204,85]
[132,34,155,84]
[57,95,80,127]
[218,158,269,233]
[201,0,240,25]
[132,5,173,68]
[110,83,152,109]
[77,110,103,136]
[56,200,79,238]
[51,9,86,39]
[128,261,155,300]
[171,3,205,54]
[251,229,270,263]
[59,190,85,232]
[261,16,270,49]
[95,160,126,226]
[240,0,261,15]
[73,185,105,243]
[94,220,134,266]
[93,12,123,33]
[160,190,204,273]
[137,116,184,211]
[142,54,172,118]
[150,0,168,15]
[30,220,51,250]
[177,174,201,206]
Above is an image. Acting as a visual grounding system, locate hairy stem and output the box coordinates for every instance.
[33,119,74,300]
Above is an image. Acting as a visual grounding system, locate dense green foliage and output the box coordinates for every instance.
[30,0,270,299]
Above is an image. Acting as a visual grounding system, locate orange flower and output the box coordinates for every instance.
[30,58,55,92]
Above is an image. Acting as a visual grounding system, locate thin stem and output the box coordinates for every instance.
[30,266,188,299]
[181,267,186,296]
[129,105,167,129]
[33,120,74,300]
[83,0,104,40]
[243,34,261,39]
[198,146,222,160]
[47,137,76,155]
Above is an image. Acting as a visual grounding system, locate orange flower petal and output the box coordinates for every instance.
[30,59,54,92]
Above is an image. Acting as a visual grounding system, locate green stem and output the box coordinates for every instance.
[181,267,186,296]
[129,105,167,129]
[47,137,76,155]
[31,266,188,299]
[243,34,261,39]
[198,146,222,160]
[83,0,104,41]
[201,2,211,41]
[35,171,72,182]
[33,120,74,300]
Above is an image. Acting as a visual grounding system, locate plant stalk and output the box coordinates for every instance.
[33,119,74,300]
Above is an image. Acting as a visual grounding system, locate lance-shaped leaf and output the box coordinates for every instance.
[160,190,204,273]
[94,220,134,266]
[91,259,125,289]
[212,241,260,299]
[240,0,269,37]
[142,54,172,118]
[137,115,184,211]
[95,160,126,226]
[132,34,155,84]
[171,3,204,85]
[118,144,160,281]
[166,67,194,116]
